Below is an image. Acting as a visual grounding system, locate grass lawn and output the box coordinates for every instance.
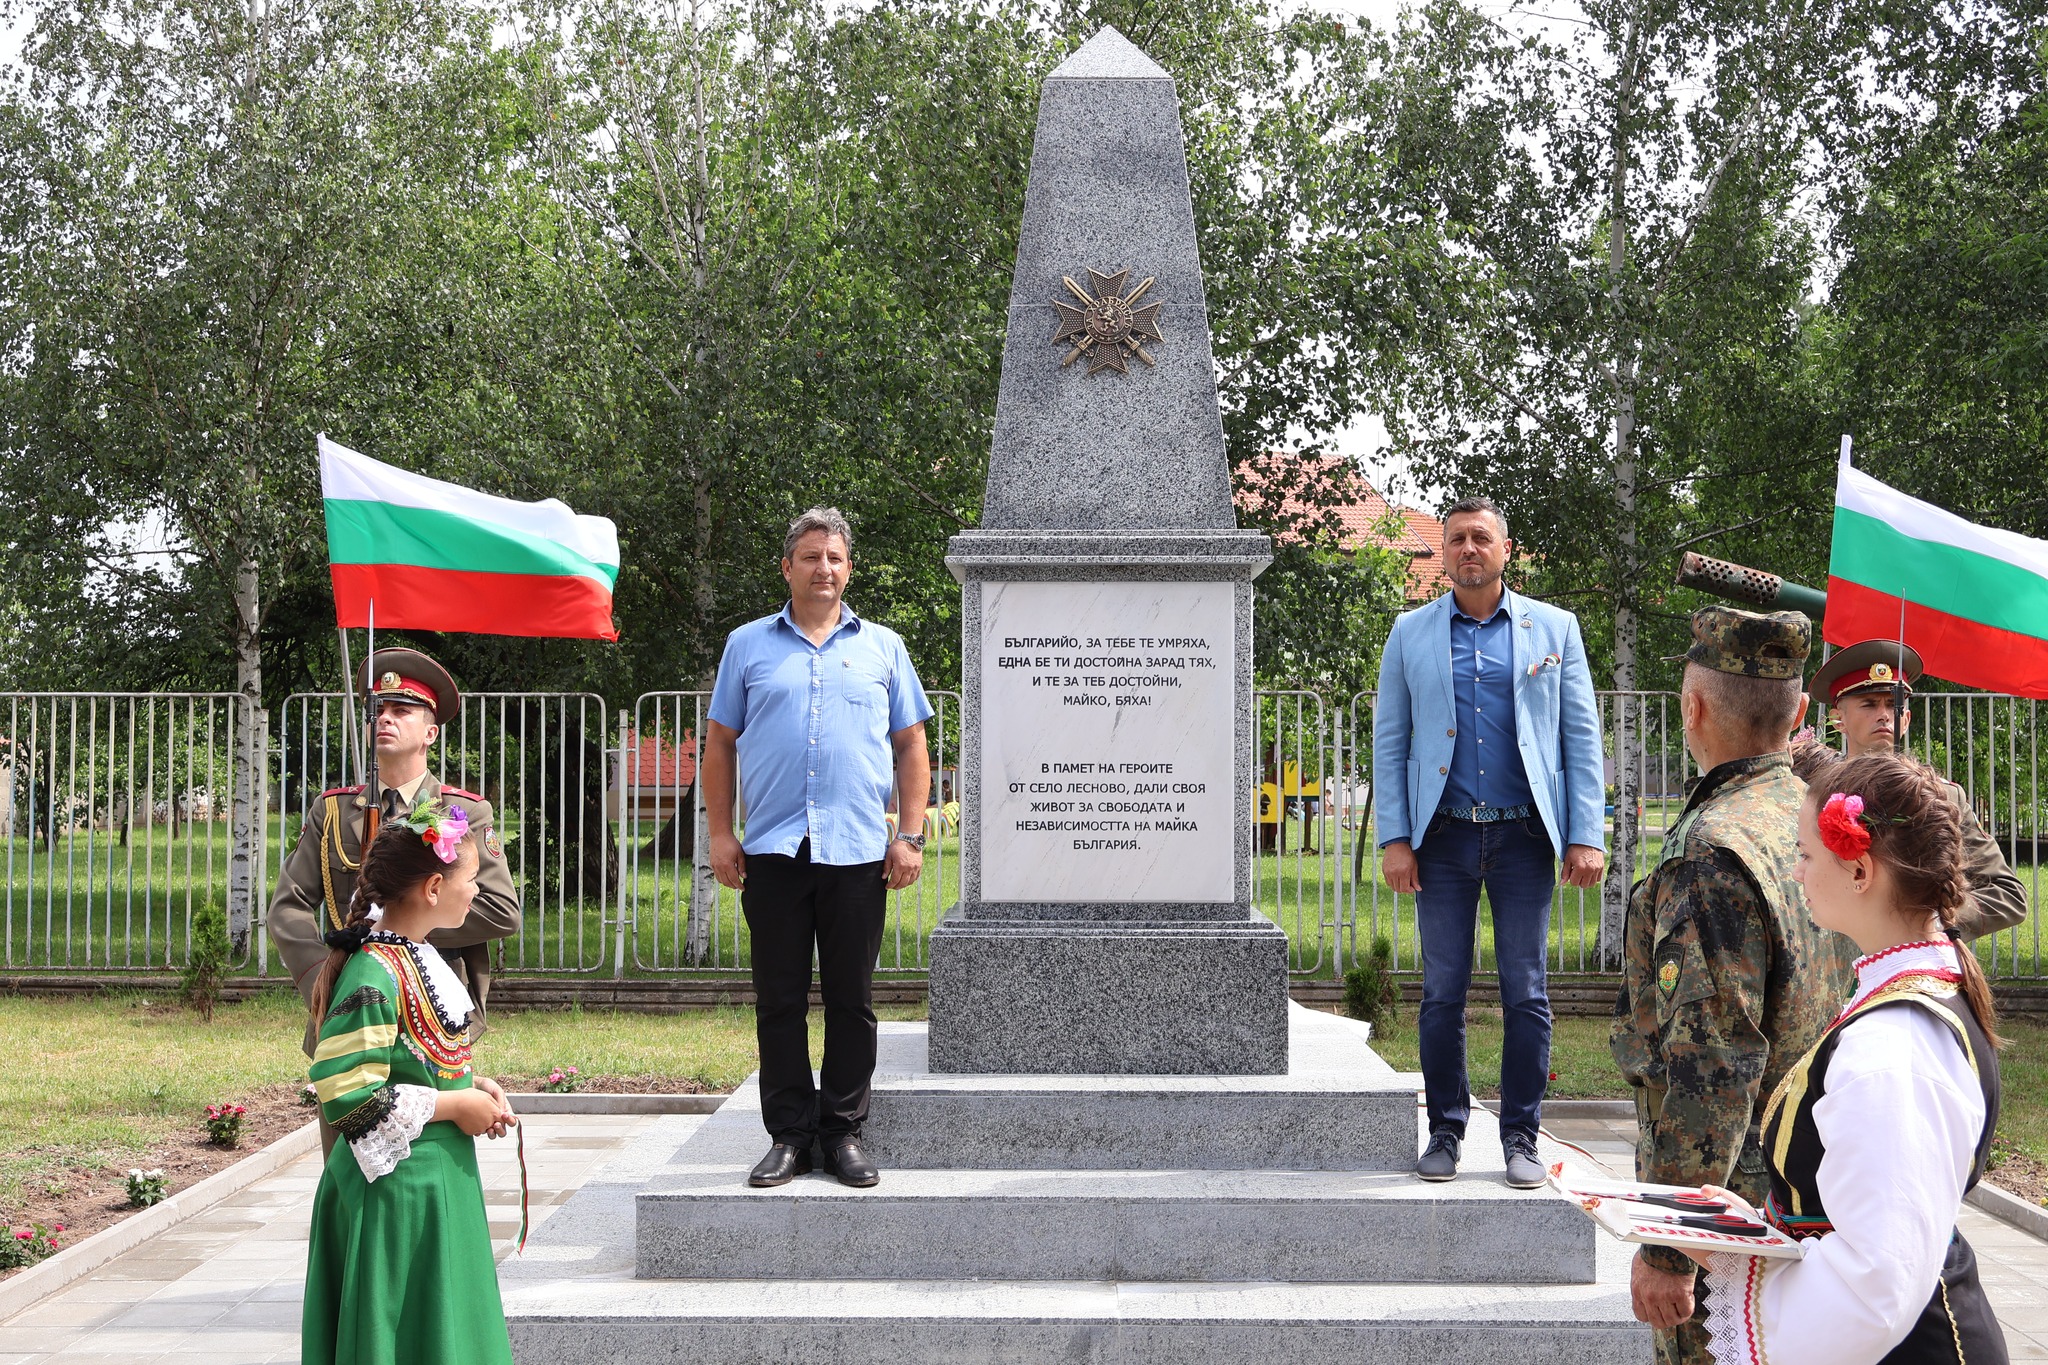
[7,991,2048,1241]
[0,991,924,1234]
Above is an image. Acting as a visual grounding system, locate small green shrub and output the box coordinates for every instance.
[1343,937,1401,1031]
[125,1169,169,1208]
[181,905,231,1021]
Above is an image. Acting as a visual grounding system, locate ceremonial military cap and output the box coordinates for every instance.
[1810,639,1923,703]
[357,647,459,719]
[1668,605,1811,680]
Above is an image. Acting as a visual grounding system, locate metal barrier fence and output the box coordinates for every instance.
[619,691,961,973]
[5,687,2044,979]
[1332,691,1693,977]
[271,692,614,975]
[3,694,255,970]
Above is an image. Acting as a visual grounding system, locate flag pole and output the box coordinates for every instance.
[337,628,364,785]
[1895,594,1909,756]
[366,599,380,831]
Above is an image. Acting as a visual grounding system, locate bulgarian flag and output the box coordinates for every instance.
[1828,455,2048,698]
[319,435,620,640]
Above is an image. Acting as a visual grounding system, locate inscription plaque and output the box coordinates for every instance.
[979,579,1234,903]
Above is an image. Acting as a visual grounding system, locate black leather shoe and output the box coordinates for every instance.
[747,1142,812,1188]
[824,1136,880,1188]
[1417,1129,1461,1182]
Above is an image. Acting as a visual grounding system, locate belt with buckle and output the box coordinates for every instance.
[1438,803,1533,823]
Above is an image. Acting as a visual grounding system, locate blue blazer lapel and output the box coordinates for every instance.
[1509,589,1534,702]
[1429,594,1455,719]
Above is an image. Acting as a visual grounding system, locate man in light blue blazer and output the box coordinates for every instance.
[1373,497,1606,1188]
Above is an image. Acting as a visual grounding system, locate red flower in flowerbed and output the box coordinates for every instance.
[0,1223,60,1271]
[203,1103,248,1148]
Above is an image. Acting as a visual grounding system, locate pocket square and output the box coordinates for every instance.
[1527,653,1562,677]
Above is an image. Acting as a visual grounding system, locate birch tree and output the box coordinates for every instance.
[1324,0,2041,958]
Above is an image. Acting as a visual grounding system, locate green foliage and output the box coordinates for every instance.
[0,1221,61,1268]
[123,1168,169,1208]
[1343,936,1400,1031]
[181,907,231,1022]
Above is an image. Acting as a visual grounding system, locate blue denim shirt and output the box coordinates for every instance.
[707,602,933,865]
[1442,593,1535,814]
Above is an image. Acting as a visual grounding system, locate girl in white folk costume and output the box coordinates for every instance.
[301,799,519,1365]
[1690,754,2005,1365]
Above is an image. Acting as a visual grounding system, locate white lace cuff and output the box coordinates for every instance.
[1701,1249,1773,1365]
[349,1084,438,1183]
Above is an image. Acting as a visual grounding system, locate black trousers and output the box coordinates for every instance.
[741,839,887,1147]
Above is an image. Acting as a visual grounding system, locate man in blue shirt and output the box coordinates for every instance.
[1373,497,1606,1188]
[704,508,934,1189]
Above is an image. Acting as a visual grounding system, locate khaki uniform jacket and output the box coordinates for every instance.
[267,772,520,1054]
[1790,738,2028,940]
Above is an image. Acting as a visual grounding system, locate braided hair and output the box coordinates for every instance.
[306,810,478,1024]
[1805,752,2001,1047]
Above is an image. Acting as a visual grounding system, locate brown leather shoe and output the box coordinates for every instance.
[747,1142,812,1188]
[823,1136,879,1188]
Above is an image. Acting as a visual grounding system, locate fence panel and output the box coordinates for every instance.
[623,691,962,973]
[11,684,2044,981]
[3,693,253,970]
[1336,690,1694,977]
[269,692,614,975]
[1251,690,1338,976]
[1879,692,2045,977]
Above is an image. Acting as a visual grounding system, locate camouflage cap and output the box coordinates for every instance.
[1667,605,1811,680]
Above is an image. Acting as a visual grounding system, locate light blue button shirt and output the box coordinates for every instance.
[707,602,933,865]
[1443,592,1535,814]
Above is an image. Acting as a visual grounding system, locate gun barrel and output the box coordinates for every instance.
[1674,552,1827,621]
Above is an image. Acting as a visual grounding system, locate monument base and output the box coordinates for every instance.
[500,1007,1648,1364]
[925,906,1290,1074]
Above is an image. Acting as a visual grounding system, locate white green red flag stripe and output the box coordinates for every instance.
[319,435,620,640]
[1828,456,2048,698]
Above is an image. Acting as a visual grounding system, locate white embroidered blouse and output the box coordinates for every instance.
[1701,941,1985,1365]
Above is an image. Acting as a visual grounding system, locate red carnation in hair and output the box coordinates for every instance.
[1818,792,1872,861]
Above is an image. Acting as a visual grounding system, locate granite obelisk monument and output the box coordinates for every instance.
[928,26,1288,1074]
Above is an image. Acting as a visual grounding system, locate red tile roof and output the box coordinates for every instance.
[620,730,697,788]
[1236,456,1449,602]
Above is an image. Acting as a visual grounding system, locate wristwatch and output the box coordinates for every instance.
[895,832,926,850]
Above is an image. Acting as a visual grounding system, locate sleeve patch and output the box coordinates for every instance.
[484,828,503,860]
[1655,940,1717,1018]
[325,984,390,1022]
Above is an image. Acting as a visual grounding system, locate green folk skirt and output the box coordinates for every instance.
[302,1120,513,1365]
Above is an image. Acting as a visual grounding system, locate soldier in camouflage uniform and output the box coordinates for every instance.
[1793,638,2027,942]
[1610,606,1860,1363]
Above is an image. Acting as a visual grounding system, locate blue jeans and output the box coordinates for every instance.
[1413,814,1555,1144]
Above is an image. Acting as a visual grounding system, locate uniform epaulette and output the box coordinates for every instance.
[321,784,365,797]
[440,785,484,802]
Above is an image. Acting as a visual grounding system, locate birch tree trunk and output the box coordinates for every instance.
[1599,14,1644,966]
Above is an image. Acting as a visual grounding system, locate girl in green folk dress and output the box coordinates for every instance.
[302,799,518,1365]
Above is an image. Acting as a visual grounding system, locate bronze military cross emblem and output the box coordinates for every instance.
[1050,268,1165,376]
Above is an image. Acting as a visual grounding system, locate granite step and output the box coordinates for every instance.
[632,1048,1595,1285]
[502,1118,1648,1365]
[862,1008,1417,1171]
[505,1265,1649,1365]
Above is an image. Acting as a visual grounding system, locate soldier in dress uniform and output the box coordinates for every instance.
[268,649,521,1146]
[1610,606,1861,1364]
[1793,638,2027,941]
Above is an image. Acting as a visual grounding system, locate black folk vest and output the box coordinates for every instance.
[1758,977,2005,1364]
